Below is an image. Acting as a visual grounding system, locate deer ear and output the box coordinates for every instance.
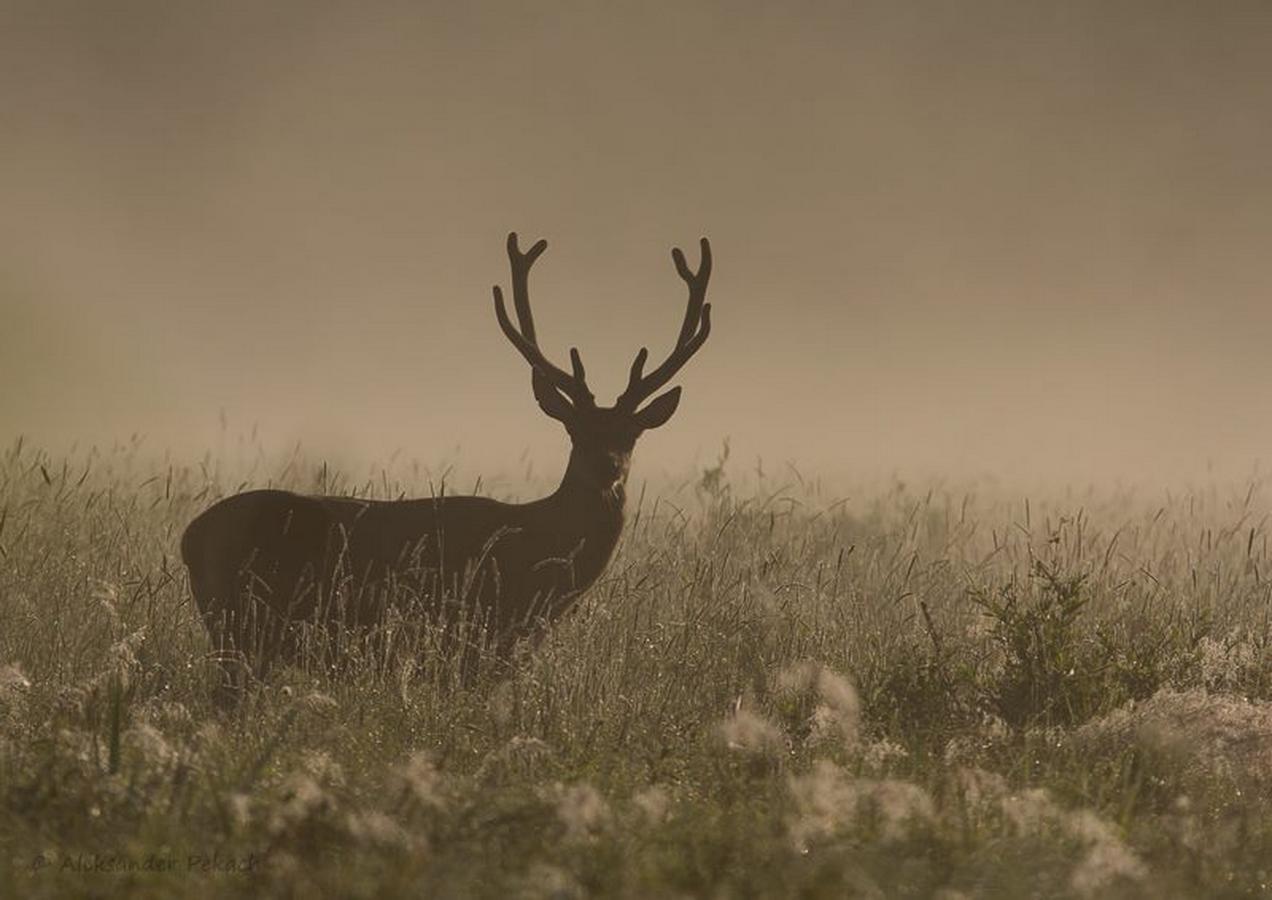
[533,374,575,422]
[633,387,682,430]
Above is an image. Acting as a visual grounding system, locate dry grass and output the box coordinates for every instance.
[2,437,1272,897]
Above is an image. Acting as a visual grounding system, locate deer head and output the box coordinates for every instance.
[493,232,713,492]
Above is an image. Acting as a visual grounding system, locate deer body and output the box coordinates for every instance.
[183,462,625,660]
[183,233,712,700]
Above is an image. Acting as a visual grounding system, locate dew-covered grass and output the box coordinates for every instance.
[2,437,1272,898]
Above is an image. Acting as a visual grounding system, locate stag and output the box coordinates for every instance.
[182,233,713,700]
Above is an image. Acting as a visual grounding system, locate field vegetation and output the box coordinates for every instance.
[2,437,1272,898]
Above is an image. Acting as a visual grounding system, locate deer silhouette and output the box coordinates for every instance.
[182,233,713,700]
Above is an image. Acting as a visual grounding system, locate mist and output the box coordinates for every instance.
[3,0,1271,488]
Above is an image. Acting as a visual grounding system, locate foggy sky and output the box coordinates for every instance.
[3,0,1271,486]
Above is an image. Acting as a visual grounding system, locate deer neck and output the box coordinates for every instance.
[539,444,629,582]
[552,445,629,516]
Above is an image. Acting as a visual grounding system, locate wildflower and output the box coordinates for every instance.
[869,779,936,841]
[0,664,31,695]
[775,659,819,694]
[91,579,122,623]
[1070,829,1147,896]
[861,739,909,774]
[301,691,338,715]
[719,708,785,757]
[144,699,193,728]
[346,809,413,850]
[1073,688,1272,787]
[1000,787,1056,834]
[788,761,935,850]
[194,722,223,749]
[124,723,177,770]
[1197,634,1257,691]
[774,660,860,749]
[396,751,446,809]
[555,783,609,843]
[954,766,1009,812]
[301,750,345,787]
[632,786,670,824]
[812,667,860,748]
[998,785,1146,896]
[487,681,516,727]
[107,628,146,673]
[269,773,331,835]
[228,792,252,830]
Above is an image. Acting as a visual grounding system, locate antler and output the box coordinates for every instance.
[615,237,713,412]
[493,233,594,408]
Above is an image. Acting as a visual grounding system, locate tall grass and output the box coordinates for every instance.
[2,436,1272,897]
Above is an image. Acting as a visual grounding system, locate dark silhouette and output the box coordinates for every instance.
[182,233,714,700]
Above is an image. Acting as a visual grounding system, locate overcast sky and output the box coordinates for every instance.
[3,0,1271,486]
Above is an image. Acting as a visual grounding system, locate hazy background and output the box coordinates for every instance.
[3,0,1271,487]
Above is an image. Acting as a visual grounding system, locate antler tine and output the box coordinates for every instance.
[494,234,594,408]
[493,287,584,401]
[671,237,711,347]
[507,231,548,340]
[506,231,576,404]
[617,237,714,411]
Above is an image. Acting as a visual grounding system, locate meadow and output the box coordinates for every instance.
[2,436,1271,898]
